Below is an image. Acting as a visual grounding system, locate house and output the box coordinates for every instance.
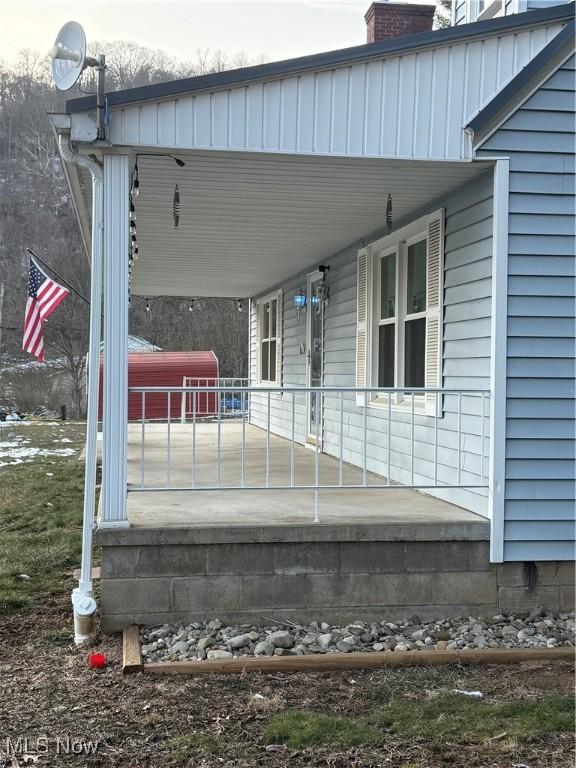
[51,0,575,631]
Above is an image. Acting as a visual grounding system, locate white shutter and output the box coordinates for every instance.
[275,290,283,387]
[425,209,444,413]
[252,300,261,383]
[356,248,370,406]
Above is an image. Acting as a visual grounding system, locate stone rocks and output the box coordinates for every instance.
[207,650,233,660]
[254,640,275,656]
[268,631,294,649]
[139,610,575,663]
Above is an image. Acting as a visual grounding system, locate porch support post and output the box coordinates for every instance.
[100,153,130,528]
[488,158,509,563]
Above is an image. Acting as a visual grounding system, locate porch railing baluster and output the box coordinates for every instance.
[141,391,145,489]
[266,390,271,488]
[339,391,343,487]
[127,385,491,500]
[457,392,462,487]
[167,391,171,488]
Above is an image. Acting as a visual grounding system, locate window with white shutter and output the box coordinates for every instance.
[257,291,283,384]
[356,209,444,412]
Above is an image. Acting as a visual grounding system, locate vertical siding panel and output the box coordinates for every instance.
[413,51,433,158]
[315,70,333,154]
[463,43,482,124]
[175,96,193,147]
[514,29,533,70]
[246,83,264,150]
[331,67,350,154]
[480,37,499,106]
[228,87,246,149]
[263,80,281,150]
[347,63,367,155]
[139,103,158,145]
[297,73,315,153]
[123,107,140,144]
[497,34,516,88]
[193,93,211,147]
[428,49,449,158]
[397,54,417,157]
[364,61,383,155]
[158,100,176,147]
[280,78,298,152]
[381,58,400,155]
[211,91,229,148]
[445,46,465,159]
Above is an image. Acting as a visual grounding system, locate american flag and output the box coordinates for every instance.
[22,255,69,362]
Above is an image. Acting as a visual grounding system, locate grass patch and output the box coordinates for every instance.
[0,423,86,615]
[166,733,258,766]
[264,711,380,749]
[39,628,75,646]
[265,695,575,749]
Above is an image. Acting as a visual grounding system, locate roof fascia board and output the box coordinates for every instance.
[66,2,574,114]
[468,19,575,148]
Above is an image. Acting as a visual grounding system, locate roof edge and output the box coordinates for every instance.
[66,1,575,114]
[467,18,575,146]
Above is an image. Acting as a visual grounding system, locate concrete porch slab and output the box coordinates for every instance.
[125,422,488,532]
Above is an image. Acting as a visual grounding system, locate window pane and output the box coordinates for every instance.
[269,340,276,382]
[378,324,395,388]
[263,303,270,339]
[404,318,426,388]
[407,239,427,314]
[380,253,396,319]
[261,340,269,381]
[270,300,277,338]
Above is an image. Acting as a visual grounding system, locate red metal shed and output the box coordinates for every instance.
[98,351,219,421]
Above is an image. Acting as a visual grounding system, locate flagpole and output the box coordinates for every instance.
[26,248,91,307]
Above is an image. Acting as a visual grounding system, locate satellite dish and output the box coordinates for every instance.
[51,21,90,91]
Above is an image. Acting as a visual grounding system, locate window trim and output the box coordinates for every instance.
[256,290,282,385]
[366,212,441,412]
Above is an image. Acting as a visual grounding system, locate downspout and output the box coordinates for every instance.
[58,132,103,643]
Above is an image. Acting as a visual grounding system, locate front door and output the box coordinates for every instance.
[307,271,324,443]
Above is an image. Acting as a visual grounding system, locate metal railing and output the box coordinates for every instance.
[180,377,249,422]
[130,385,490,521]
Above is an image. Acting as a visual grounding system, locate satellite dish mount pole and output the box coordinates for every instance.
[95,54,106,141]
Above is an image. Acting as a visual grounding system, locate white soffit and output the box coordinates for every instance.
[128,151,491,297]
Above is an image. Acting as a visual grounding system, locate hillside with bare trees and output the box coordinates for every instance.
[0,44,259,416]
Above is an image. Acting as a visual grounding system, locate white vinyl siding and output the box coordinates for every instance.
[478,55,576,561]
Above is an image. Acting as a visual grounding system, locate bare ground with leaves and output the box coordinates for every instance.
[0,423,574,767]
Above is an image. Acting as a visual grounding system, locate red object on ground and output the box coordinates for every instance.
[98,351,219,421]
[88,652,106,669]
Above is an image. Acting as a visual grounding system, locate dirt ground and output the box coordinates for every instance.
[0,599,574,768]
[0,422,574,767]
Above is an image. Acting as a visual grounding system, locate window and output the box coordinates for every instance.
[258,293,282,383]
[355,210,444,410]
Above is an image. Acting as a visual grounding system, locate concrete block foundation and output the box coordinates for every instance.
[96,521,575,632]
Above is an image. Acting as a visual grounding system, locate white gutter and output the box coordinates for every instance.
[58,132,103,643]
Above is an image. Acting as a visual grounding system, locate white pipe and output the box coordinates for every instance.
[58,133,103,642]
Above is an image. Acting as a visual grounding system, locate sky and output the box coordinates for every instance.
[0,0,434,70]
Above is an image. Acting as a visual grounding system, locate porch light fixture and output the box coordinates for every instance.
[188,301,194,312]
[294,290,307,320]
[237,300,243,312]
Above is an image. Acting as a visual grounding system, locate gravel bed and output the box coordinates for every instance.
[140,607,575,663]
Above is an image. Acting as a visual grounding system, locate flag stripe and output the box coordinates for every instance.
[23,256,69,362]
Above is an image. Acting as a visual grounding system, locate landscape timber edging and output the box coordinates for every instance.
[142,648,574,674]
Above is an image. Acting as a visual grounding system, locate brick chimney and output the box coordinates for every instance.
[365,1,435,43]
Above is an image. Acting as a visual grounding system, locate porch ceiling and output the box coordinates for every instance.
[127,151,491,298]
